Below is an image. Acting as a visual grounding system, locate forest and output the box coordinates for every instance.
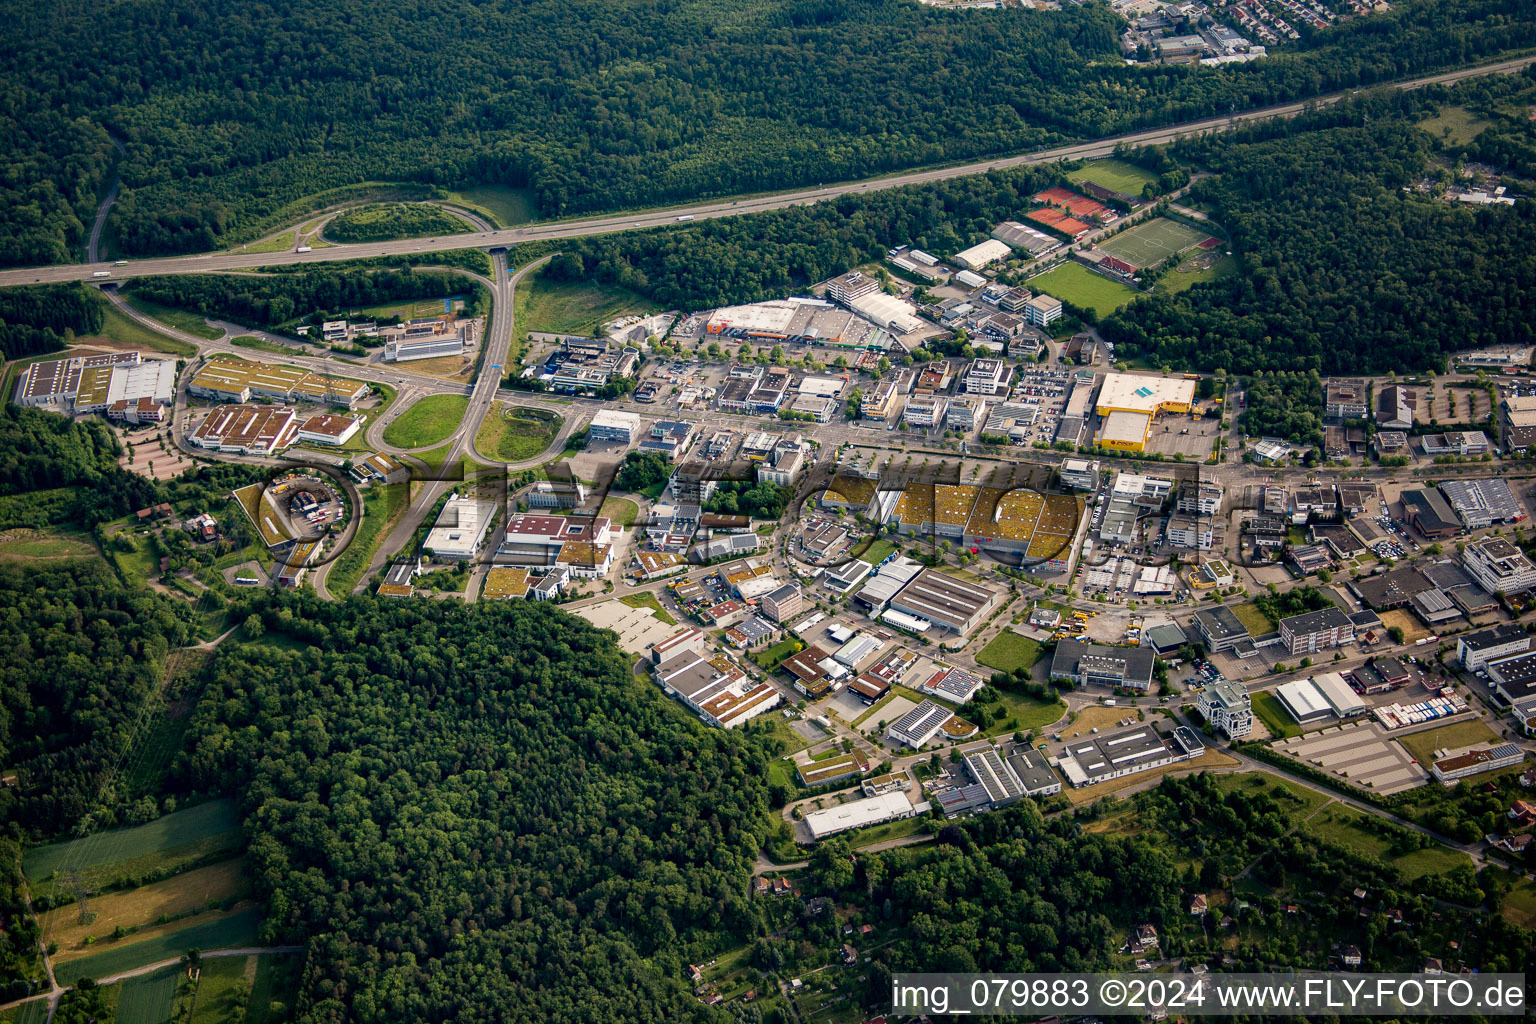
[122,268,487,330]
[0,283,103,361]
[0,561,199,838]
[1,0,1534,263]
[1241,371,1326,447]
[0,405,162,528]
[324,203,471,244]
[1099,93,1536,373]
[174,593,774,1022]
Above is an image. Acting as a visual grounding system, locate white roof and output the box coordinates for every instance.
[804,792,916,839]
[849,292,924,334]
[954,239,1012,269]
[425,497,497,557]
[1312,672,1366,716]
[590,408,640,430]
[1276,679,1332,720]
[1097,372,1196,414]
[706,302,797,334]
[954,270,987,288]
[798,376,844,398]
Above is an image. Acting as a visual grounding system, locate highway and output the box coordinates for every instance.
[4,53,1533,289]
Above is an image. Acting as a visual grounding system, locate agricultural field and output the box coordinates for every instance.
[52,907,263,986]
[1395,719,1500,766]
[475,404,561,461]
[0,1002,47,1024]
[25,799,242,902]
[976,631,1042,675]
[1067,158,1159,196]
[382,394,468,449]
[188,955,251,1024]
[115,965,181,1024]
[40,858,252,961]
[1027,262,1138,318]
[1098,218,1213,270]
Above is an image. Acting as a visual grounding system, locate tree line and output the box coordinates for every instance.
[3,0,1535,263]
[0,284,104,361]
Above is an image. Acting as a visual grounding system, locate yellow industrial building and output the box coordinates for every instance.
[1093,374,1196,453]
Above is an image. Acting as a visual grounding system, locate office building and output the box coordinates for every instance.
[1056,726,1205,788]
[1196,680,1252,738]
[1191,605,1250,653]
[826,270,880,305]
[425,497,498,561]
[1464,537,1536,596]
[1278,607,1355,655]
[1049,639,1157,692]
[1457,623,1531,672]
[588,409,640,444]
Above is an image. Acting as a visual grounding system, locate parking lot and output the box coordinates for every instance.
[1272,720,1428,795]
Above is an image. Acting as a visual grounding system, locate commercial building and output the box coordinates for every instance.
[294,414,361,447]
[1004,746,1063,797]
[1312,671,1368,717]
[189,405,299,455]
[1059,459,1100,491]
[1499,394,1536,452]
[1278,606,1355,655]
[902,392,947,428]
[961,748,1029,808]
[1176,483,1224,517]
[849,292,925,335]
[1458,623,1531,672]
[1402,488,1460,539]
[1196,680,1253,738]
[588,408,640,444]
[826,270,880,305]
[653,647,783,730]
[1055,726,1205,788]
[1165,514,1213,551]
[1324,379,1369,420]
[919,665,987,704]
[889,699,962,748]
[1049,639,1157,692]
[527,479,590,510]
[1463,536,1536,596]
[1422,431,1491,457]
[953,239,1012,270]
[797,749,870,788]
[762,583,803,624]
[803,792,919,840]
[1377,385,1416,430]
[1430,744,1525,785]
[382,319,473,362]
[14,351,177,419]
[1096,373,1196,418]
[1439,478,1524,530]
[887,569,1000,635]
[1274,679,1334,724]
[1024,294,1063,327]
[425,497,498,561]
[188,357,369,408]
[991,221,1061,256]
[1191,605,1250,653]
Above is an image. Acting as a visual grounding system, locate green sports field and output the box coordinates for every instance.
[1067,158,1159,196]
[1099,217,1213,269]
[1027,262,1139,318]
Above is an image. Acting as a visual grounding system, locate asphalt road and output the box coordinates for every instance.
[7,54,1533,289]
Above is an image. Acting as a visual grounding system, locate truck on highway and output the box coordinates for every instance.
[295,245,312,253]
[113,260,127,266]
[91,270,110,278]
[676,215,694,222]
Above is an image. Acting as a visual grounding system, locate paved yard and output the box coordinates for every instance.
[575,599,679,655]
[1273,720,1427,795]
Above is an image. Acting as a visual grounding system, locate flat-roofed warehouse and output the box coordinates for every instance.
[188,356,370,408]
[1095,373,1195,417]
[887,568,1000,635]
[953,238,1013,270]
[1098,409,1155,453]
[804,791,919,840]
